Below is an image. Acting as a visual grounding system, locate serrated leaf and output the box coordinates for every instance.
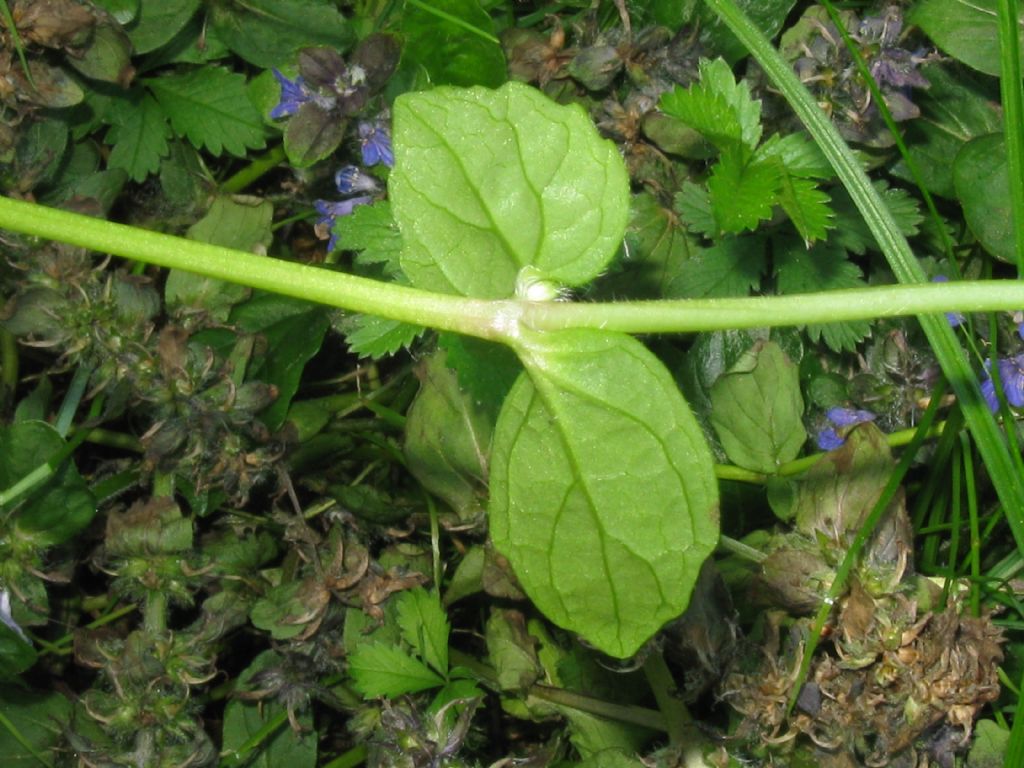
[774,237,870,351]
[759,132,832,178]
[338,314,425,359]
[710,340,806,473]
[146,68,266,157]
[396,588,450,676]
[707,149,781,233]
[332,201,403,276]
[348,643,445,698]
[391,81,629,299]
[490,329,719,658]
[659,57,761,153]
[674,236,766,297]
[674,181,717,235]
[828,181,923,254]
[436,333,521,422]
[606,193,696,299]
[775,171,833,244]
[106,93,171,182]
[209,0,354,69]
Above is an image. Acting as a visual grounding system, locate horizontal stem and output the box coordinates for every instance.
[520,285,1024,334]
[5,197,1024,339]
[0,196,499,341]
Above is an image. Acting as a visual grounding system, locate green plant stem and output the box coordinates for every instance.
[221,144,287,194]
[528,684,667,731]
[217,709,289,768]
[0,327,16,397]
[643,651,709,764]
[703,0,1024,575]
[996,0,1024,272]
[7,197,1024,337]
[320,745,369,768]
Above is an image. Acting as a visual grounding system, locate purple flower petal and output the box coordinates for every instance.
[270,69,310,120]
[826,407,876,427]
[816,427,846,451]
[334,166,380,195]
[1,589,29,644]
[359,121,394,167]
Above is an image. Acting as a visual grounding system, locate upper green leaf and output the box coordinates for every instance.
[709,340,806,473]
[395,588,451,677]
[124,0,200,54]
[208,0,353,69]
[909,0,1023,76]
[390,81,630,299]
[400,0,507,88]
[489,329,719,658]
[146,68,267,157]
[347,643,445,698]
[659,58,762,155]
[106,92,171,182]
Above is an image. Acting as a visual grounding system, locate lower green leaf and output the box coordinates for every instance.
[348,643,445,698]
[490,329,719,658]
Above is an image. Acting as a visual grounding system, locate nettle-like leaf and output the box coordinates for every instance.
[774,237,871,352]
[660,57,762,156]
[489,329,720,658]
[390,81,629,298]
[336,314,425,359]
[146,68,267,157]
[662,58,834,242]
[106,92,172,182]
[396,588,450,677]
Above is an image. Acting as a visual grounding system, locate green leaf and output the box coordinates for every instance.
[674,236,766,298]
[1,421,97,547]
[707,149,781,233]
[828,181,923,254]
[909,0,1024,76]
[490,329,719,658]
[892,64,1003,198]
[146,68,266,157]
[774,237,871,352]
[391,81,630,298]
[348,643,446,698]
[485,608,542,691]
[758,132,832,178]
[954,133,1015,263]
[337,314,425,359]
[658,57,761,153]
[709,340,806,473]
[209,0,353,69]
[333,201,403,276]
[674,181,717,235]
[437,333,521,423]
[65,23,133,85]
[0,624,36,682]
[223,651,316,768]
[699,0,797,63]
[124,0,199,54]
[237,302,330,432]
[0,689,71,762]
[401,0,507,88]
[106,92,171,182]
[404,351,492,521]
[968,720,1010,768]
[603,193,697,299]
[396,588,451,676]
[282,104,348,169]
[774,170,833,244]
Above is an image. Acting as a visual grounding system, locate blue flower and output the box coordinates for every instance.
[981,354,1024,412]
[816,407,876,450]
[358,120,394,167]
[314,196,373,251]
[1,589,29,644]
[270,69,312,120]
[334,166,380,195]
